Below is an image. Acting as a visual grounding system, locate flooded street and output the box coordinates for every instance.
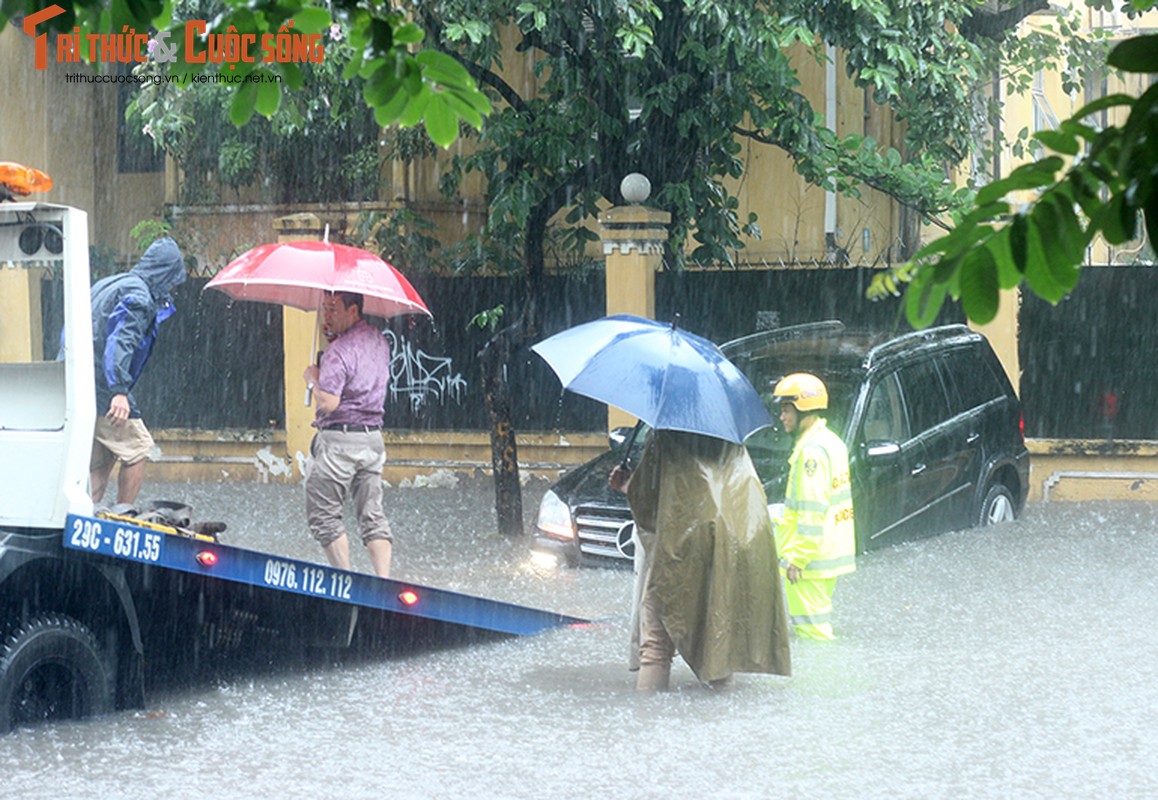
[2,478,1156,798]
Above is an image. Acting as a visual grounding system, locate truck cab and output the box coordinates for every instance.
[0,202,94,528]
[0,202,134,731]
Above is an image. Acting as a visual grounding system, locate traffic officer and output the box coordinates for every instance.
[771,373,856,640]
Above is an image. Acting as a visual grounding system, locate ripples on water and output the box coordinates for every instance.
[2,483,1156,799]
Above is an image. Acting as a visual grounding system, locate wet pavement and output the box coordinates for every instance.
[2,477,1156,798]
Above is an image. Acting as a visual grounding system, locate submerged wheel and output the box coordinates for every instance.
[0,613,114,734]
[977,483,1016,527]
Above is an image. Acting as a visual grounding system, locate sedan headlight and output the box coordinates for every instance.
[536,490,575,540]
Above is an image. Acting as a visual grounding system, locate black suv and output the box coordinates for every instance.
[533,321,1030,566]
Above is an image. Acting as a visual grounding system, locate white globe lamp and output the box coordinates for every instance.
[620,173,651,204]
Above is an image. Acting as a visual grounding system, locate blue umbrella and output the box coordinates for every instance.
[531,314,773,444]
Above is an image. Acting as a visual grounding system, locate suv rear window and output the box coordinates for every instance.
[897,360,952,436]
[940,347,1005,413]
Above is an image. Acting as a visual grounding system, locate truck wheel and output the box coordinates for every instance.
[0,613,114,733]
[977,483,1016,527]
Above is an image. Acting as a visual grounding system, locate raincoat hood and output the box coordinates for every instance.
[131,237,186,297]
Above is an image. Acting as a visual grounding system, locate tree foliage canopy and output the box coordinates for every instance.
[430,0,985,274]
[868,1,1158,329]
[5,0,1120,280]
[0,0,489,147]
[411,0,1121,283]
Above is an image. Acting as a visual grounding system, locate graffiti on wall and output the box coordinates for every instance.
[384,329,468,412]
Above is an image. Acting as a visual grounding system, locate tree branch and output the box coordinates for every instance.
[733,125,954,231]
[959,0,1049,42]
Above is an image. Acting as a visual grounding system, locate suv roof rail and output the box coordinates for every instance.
[864,324,977,369]
[723,320,846,357]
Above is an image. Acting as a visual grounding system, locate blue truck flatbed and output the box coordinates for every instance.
[64,512,586,638]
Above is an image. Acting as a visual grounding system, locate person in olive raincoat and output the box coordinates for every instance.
[610,429,791,691]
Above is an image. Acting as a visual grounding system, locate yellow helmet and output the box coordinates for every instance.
[772,372,828,412]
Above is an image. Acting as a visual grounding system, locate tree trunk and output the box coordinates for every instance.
[478,186,558,538]
[479,329,524,538]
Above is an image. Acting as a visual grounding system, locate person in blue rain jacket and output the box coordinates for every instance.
[88,237,185,506]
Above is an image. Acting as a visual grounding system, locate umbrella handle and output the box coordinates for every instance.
[619,424,641,469]
[304,291,324,406]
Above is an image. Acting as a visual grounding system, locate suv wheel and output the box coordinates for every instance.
[977,483,1016,527]
[0,613,114,733]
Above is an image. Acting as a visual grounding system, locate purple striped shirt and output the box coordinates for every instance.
[314,319,391,427]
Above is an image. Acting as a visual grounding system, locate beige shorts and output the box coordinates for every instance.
[91,417,155,470]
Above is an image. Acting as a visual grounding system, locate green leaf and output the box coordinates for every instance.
[393,22,425,45]
[401,60,424,96]
[372,83,410,127]
[364,65,401,107]
[989,228,1023,289]
[254,78,281,117]
[1073,93,1136,119]
[1059,119,1098,142]
[1034,129,1079,156]
[398,90,431,128]
[1107,34,1158,73]
[959,201,1010,227]
[458,86,492,114]
[905,269,949,329]
[287,6,330,34]
[1099,193,1138,244]
[958,247,1000,324]
[279,62,304,92]
[976,158,1065,206]
[931,252,964,285]
[441,88,484,129]
[341,54,363,81]
[368,17,394,53]
[1067,170,1103,217]
[1009,214,1028,272]
[423,95,458,148]
[415,50,475,90]
[1031,198,1082,293]
[1050,194,1091,258]
[230,82,258,126]
[1144,187,1158,256]
[1023,222,1067,303]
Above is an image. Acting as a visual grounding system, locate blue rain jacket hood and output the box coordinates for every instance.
[90,237,185,417]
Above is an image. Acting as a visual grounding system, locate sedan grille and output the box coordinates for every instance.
[574,503,634,561]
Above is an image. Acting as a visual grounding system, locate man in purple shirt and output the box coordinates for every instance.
[302,291,394,578]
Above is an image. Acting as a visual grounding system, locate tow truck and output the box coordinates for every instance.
[0,200,583,733]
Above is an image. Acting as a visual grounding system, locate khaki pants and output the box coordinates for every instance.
[305,430,392,548]
[91,417,154,468]
[638,569,676,668]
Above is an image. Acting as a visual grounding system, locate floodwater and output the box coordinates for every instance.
[2,477,1157,798]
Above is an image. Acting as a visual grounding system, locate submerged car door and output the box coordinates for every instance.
[852,371,922,548]
[935,346,1002,525]
[895,359,964,537]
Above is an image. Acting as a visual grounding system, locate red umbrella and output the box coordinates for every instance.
[206,240,432,320]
